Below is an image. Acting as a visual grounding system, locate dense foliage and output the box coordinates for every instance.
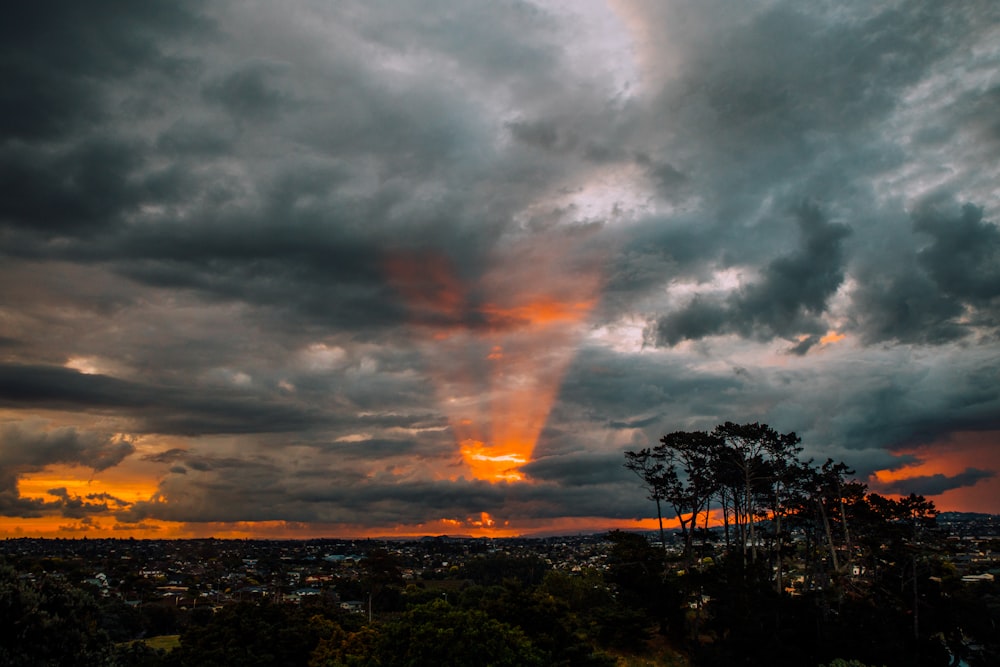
[623,421,1000,666]
[0,562,115,666]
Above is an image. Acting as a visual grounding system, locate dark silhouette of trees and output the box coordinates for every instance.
[708,422,803,568]
[624,447,670,552]
[163,602,324,667]
[459,552,549,587]
[656,430,721,570]
[621,420,998,666]
[626,422,806,575]
[376,599,545,667]
[359,547,403,618]
[0,562,115,666]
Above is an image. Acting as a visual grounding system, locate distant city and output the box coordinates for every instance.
[3,512,997,611]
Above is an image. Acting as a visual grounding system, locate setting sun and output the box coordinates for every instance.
[384,235,603,483]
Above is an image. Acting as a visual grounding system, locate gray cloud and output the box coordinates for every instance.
[654,200,851,347]
[0,364,334,436]
[915,199,1000,306]
[0,420,135,517]
[875,468,996,497]
[0,420,134,472]
[522,452,632,488]
[1,0,998,532]
[203,60,294,121]
[0,1,205,143]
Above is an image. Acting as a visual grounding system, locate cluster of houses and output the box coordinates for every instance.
[2,511,996,613]
[1,533,611,611]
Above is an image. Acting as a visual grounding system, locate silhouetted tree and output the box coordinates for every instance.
[655,430,721,569]
[376,599,545,667]
[711,422,799,566]
[0,562,114,667]
[359,547,403,618]
[623,448,669,553]
[164,602,324,667]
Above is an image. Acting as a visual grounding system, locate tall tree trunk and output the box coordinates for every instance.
[774,505,784,594]
[722,491,731,550]
[736,496,747,567]
[818,497,839,573]
[838,488,853,566]
[655,497,666,561]
[702,500,711,557]
[746,476,757,564]
[912,554,919,640]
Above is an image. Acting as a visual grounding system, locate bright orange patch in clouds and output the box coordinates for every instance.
[17,465,159,504]
[871,430,1000,512]
[385,234,604,483]
[819,330,846,345]
[369,515,672,539]
[0,515,670,540]
[459,440,528,481]
[0,464,164,538]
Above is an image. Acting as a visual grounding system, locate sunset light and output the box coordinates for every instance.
[459,439,528,481]
[385,234,604,483]
[3,2,999,663]
[0,0,997,544]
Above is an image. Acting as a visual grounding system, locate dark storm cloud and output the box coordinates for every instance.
[0,421,134,517]
[684,2,951,135]
[0,0,205,142]
[123,457,652,527]
[0,138,156,237]
[848,265,967,345]
[522,452,632,488]
[877,468,996,497]
[142,449,189,464]
[322,439,425,460]
[1,0,999,532]
[0,2,208,246]
[562,346,743,413]
[507,119,579,154]
[553,340,1000,486]
[122,468,492,525]
[654,201,850,347]
[606,1,999,344]
[618,0,958,230]
[603,217,717,302]
[156,119,236,156]
[203,60,294,121]
[914,200,1000,307]
[0,420,134,472]
[346,0,560,85]
[846,197,1000,345]
[0,364,334,435]
[957,84,1000,146]
[607,414,663,431]
[833,368,1000,457]
[0,3,563,336]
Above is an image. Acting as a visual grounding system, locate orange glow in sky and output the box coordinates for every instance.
[819,330,846,345]
[384,235,604,483]
[0,512,669,540]
[870,430,1000,511]
[17,464,160,504]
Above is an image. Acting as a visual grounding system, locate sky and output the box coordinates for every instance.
[1,0,999,539]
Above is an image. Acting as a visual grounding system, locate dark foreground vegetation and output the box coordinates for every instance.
[1,422,998,666]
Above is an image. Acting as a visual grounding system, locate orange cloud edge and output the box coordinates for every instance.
[0,515,670,540]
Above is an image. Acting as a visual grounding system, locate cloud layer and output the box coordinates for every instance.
[1,0,999,534]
